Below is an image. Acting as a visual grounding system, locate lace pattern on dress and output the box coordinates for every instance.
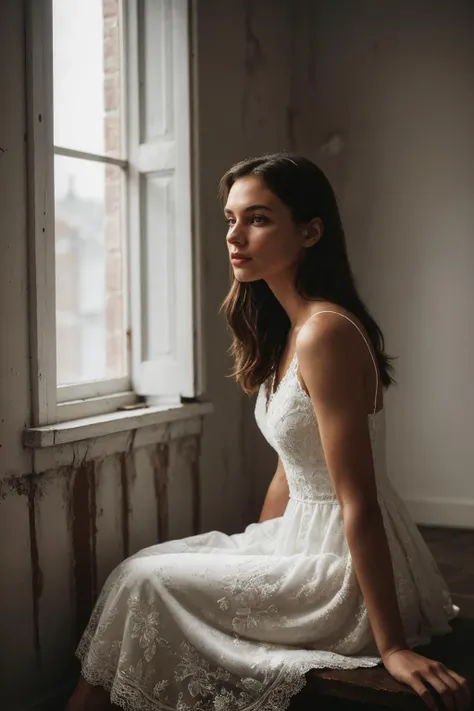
[76,549,382,711]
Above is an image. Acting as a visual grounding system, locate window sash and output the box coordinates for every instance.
[27,0,58,426]
[54,145,128,170]
[127,0,198,404]
[53,146,132,402]
[27,0,133,425]
[57,376,131,403]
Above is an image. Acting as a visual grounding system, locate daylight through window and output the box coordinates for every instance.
[53,0,127,387]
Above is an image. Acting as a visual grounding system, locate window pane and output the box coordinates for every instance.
[55,155,126,386]
[52,0,123,157]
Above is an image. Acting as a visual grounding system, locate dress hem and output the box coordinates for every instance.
[76,648,381,711]
[76,619,459,711]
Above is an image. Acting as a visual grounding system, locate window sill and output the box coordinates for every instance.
[24,400,214,449]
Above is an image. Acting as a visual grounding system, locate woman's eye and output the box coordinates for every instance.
[225,214,267,227]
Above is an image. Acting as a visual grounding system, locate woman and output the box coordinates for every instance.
[67,154,470,711]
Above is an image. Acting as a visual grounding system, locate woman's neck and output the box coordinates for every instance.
[265,275,319,330]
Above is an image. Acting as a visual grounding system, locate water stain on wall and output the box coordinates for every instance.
[71,461,97,642]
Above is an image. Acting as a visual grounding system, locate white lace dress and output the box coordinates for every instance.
[77,315,458,711]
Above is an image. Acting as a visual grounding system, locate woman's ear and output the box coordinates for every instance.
[303,218,323,248]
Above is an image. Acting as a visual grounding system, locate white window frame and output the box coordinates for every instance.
[53,143,132,416]
[26,0,202,428]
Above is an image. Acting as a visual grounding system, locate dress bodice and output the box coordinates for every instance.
[255,352,386,504]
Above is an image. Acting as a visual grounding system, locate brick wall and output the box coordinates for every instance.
[55,219,81,383]
[103,0,125,379]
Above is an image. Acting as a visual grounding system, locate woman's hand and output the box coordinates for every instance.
[383,649,471,711]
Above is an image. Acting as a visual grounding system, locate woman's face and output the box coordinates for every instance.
[224,176,305,283]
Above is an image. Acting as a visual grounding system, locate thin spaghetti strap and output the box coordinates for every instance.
[301,310,379,414]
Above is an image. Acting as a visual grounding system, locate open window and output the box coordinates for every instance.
[26,0,200,426]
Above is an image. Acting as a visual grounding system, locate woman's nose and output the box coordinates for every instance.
[227,225,246,246]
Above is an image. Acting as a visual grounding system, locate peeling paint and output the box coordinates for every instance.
[28,478,43,662]
[190,438,201,536]
[119,430,138,559]
[0,431,204,677]
[150,443,169,543]
[71,461,97,642]
[0,471,32,500]
[90,465,98,602]
[178,435,201,536]
[0,474,45,660]
[120,452,131,559]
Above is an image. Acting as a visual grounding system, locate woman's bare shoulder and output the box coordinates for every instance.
[296,303,365,357]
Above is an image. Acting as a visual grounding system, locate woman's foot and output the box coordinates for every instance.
[65,676,111,711]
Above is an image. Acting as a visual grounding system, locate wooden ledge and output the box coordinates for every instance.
[295,618,474,710]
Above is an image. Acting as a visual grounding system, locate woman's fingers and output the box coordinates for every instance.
[422,664,471,711]
[445,668,472,710]
[408,671,440,711]
[423,669,457,711]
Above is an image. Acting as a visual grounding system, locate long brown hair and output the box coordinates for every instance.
[220,153,395,394]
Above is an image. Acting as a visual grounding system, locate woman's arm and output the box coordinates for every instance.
[258,457,289,522]
[297,315,470,711]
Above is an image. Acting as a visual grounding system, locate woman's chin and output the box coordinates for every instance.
[234,271,260,283]
[231,261,264,282]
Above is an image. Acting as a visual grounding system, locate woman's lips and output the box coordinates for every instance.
[230,256,252,266]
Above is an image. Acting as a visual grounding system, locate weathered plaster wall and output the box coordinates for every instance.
[194,0,324,527]
[301,0,474,527]
[1,420,205,710]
